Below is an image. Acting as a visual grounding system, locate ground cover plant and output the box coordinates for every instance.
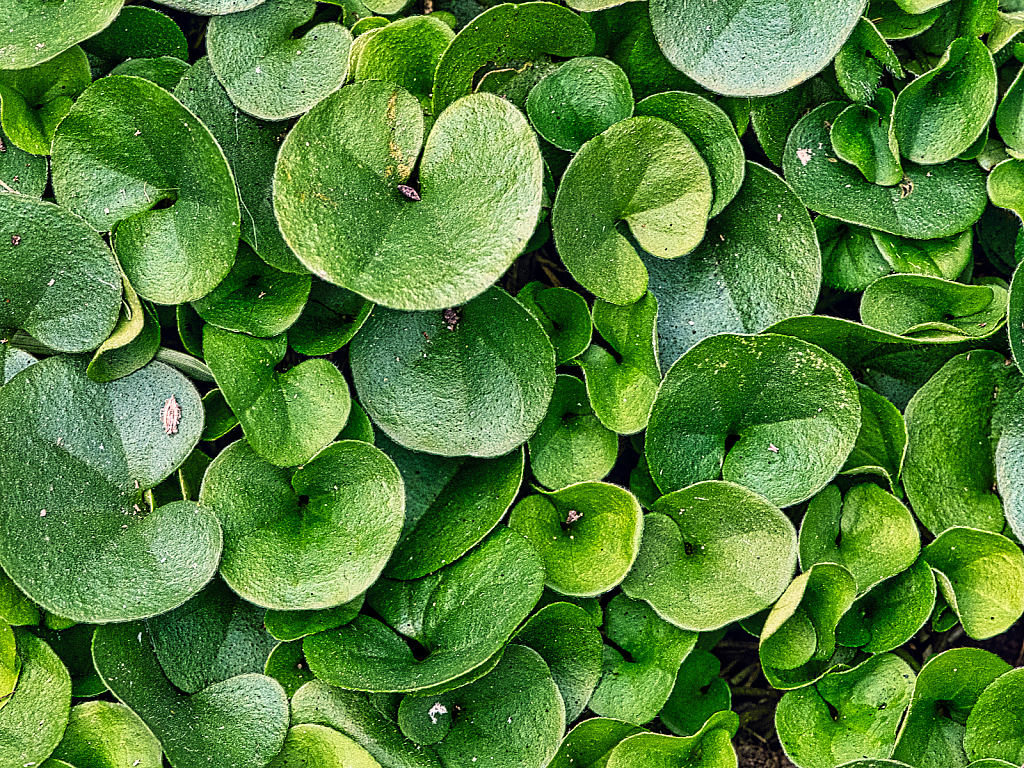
[4,0,1024,766]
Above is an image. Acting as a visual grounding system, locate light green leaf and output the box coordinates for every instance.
[52,701,163,768]
[660,649,732,737]
[0,631,71,766]
[840,384,908,487]
[831,99,903,186]
[0,0,122,70]
[965,667,1024,762]
[870,228,974,281]
[268,724,381,768]
[516,283,592,366]
[861,274,1007,339]
[605,712,739,767]
[547,717,644,768]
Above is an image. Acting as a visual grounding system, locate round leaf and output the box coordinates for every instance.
[80,5,188,63]
[547,718,644,768]
[646,333,861,506]
[0,193,121,353]
[207,0,352,120]
[551,116,713,305]
[965,667,1024,762]
[51,701,162,768]
[200,439,403,609]
[621,481,798,632]
[0,0,122,70]
[509,482,643,597]
[274,81,543,310]
[0,356,221,623]
[350,287,555,458]
[268,724,381,768]
[0,631,71,765]
[516,282,593,366]
[51,75,240,305]
[660,649,732,737]
[648,0,865,97]
[287,279,372,356]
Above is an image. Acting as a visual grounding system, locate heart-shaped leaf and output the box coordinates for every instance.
[893,37,996,165]
[93,621,289,768]
[660,649,732,737]
[641,162,820,369]
[516,282,592,366]
[431,2,594,115]
[204,326,351,467]
[621,481,798,631]
[304,526,543,693]
[578,292,661,435]
[51,75,240,305]
[904,350,1019,535]
[527,374,618,490]
[0,631,71,766]
[350,287,555,458]
[784,102,989,239]
[835,556,937,654]
[892,648,1011,768]
[51,700,163,768]
[646,333,861,506]
[799,484,920,593]
[378,435,523,580]
[965,667,1024,762]
[588,593,697,725]
[200,438,403,609]
[274,81,543,310]
[206,0,352,120]
[0,0,122,70]
[0,45,91,155]
[860,274,1007,339]
[147,578,279,693]
[527,56,633,153]
[191,243,311,338]
[0,355,221,623]
[775,653,915,768]
[831,99,903,186]
[0,193,121,353]
[923,527,1024,640]
[551,116,713,305]
[648,0,865,97]
[174,57,303,274]
[509,482,643,597]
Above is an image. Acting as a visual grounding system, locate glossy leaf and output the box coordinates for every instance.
[51,700,163,768]
[51,76,240,305]
[274,81,543,310]
[621,481,798,632]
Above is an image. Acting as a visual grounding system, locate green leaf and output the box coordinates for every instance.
[605,712,740,768]
[871,0,943,38]
[349,16,452,110]
[646,333,861,506]
[304,527,543,693]
[263,641,312,697]
[840,384,907,487]
[174,57,303,274]
[660,649,732,737]
[0,631,70,765]
[775,653,916,768]
[923,527,1024,639]
[800,484,919,593]
[509,482,643,597]
[31,623,105,697]
[207,0,352,120]
[81,5,188,63]
[287,279,371,356]
[516,282,592,366]
[51,75,240,305]
[274,81,543,310]
[0,124,48,196]
[751,76,843,167]
[264,595,364,642]
[107,55,191,91]
[88,275,161,383]
[784,102,989,239]
[648,0,865,97]
[835,556,937,654]
[551,116,713,305]
[589,593,697,725]
[870,228,974,281]
[621,481,798,632]
[191,243,311,338]
[578,292,661,435]
[0,0,122,70]
[547,717,644,768]
[831,99,903,186]
[513,601,603,722]
[0,566,41,627]
[268,724,381,768]
[0,45,91,156]
[350,287,555,458]
[526,57,633,153]
[965,667,1024,762]
[52,701,163,768]
[0,356,221,623]
[204,326,351,467]
[93,621,289,768]
[527,374,618,490]
[200,388,238,442]
[817,218,892,292]
[987,157,1024,219]
[892,647,1011,768]
[641,162,820,369]
[634,91,745,218]
[835,19,903,103]
[145,0,265,14]
[893,37,997,164]
[996,58,1024,156]
[861,274,1007,338]
[904,350,1019,534]
[0,194,121,353]
[200,439,403,609]
[147,578,278,693]
[0,618,17,712]
[379,437,523,580]
[431,2,594,115]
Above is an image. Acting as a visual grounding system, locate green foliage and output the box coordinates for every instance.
[5,3,1024,766]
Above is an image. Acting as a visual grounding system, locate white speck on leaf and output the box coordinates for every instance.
[796,148,813,166]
